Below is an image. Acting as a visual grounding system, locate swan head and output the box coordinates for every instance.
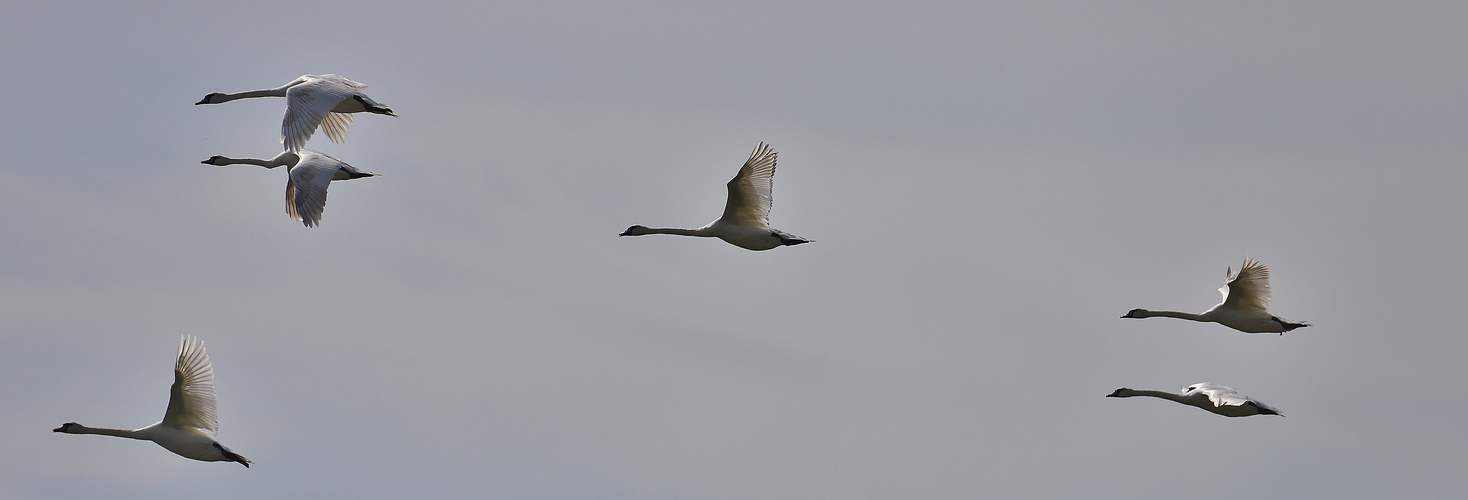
[201,156,226,166]
[1106,388,1134,398]
[620,225,650,237]
[195,93,226,105]
[1121,308,1149,319]
[53,422,79,433]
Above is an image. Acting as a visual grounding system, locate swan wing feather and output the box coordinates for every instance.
[282,76,356,151]
[162,335,219,434]
[1220,257,1272,313]
[286,151,342,227]
[319,112,355,144]
[721,142,777,227]
[315,74,368,90]
[315,77,371,144]
[1187,383,1247,408]
[285,177,300,222]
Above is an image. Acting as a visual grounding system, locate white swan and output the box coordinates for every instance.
[1107,383,1282,417]
[54,336,251,467]
[203,150,377,227]
[1122,257,1309,334]
[196,74,396,152]
[620,142,811,251]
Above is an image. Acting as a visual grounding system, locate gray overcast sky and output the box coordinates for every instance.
[3,1,1466,498]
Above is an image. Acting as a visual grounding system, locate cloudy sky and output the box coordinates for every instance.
[3,1,1466,498]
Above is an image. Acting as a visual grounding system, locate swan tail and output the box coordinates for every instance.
[1272,316,1310,334]
[214,442,251,468]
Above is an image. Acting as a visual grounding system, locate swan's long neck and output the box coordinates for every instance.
[210,87,290,103]
[58,423,149,440]
[639,227,715,237]
[209,152,298,169]
[1132,309,1207,322]
[1117,389,1185,403]
[210,156,275,167]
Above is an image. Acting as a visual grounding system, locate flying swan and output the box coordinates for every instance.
[1107,383,1282,417]
[1122,257,1309,334]
[203,150,377,227]
[54,336,252,467]
[196,74,396,152]
[620,142,811,251]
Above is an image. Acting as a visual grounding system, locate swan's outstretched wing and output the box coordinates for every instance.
[1194,383,1281,414]
[316,74,368,91]
[282,76,358,151]
[1187,383,1248,408]
[315,75,367,144]
[319,112,355,144]
[1218,257,1272,313]
[720,142,778,227]
[162,336,219,435]
[285,151,343,227]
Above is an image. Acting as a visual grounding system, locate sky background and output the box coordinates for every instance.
[2,1,1466,498]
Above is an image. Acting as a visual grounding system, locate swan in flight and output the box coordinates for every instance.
[196,74,396,151]
[1121,257,1309,334]
[1107,383,1282,417]
[54,336,251,467]
[203,150,376,227]
[620,142,811,251]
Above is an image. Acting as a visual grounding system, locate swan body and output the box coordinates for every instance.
[620,142,811,251]
[1122,257,1309,334]
[54,336,251,467]
[1107,383,1282,417]
[196,74,396,151]
[203,149,377,227]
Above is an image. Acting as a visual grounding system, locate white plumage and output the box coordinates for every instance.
[1107,383,1283,417]
[202,150,377,227]
[196,74,396,152]
[620,142,811,251]
[54,336,251,466]
[1122,257,1309,334]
